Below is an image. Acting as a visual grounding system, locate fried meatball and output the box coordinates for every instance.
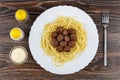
[68,28,76,34]
[62,29,68,35]
[56,27,64,33]
[60,41,67,47]
[51,31,58,38]
[57,34,64,41]
[70,34,77,41]
[51,39,59,47]
[64,46,71,52]
[64,36,70,42]
[68,41,75,47]
[56,46,63,52]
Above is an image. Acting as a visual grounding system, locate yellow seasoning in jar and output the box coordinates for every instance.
[15,9,29,22]
[10,27,24,41]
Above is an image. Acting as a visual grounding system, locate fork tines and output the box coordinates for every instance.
[102,10,109,24]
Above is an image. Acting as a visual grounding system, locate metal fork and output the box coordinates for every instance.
[102,10,109,66]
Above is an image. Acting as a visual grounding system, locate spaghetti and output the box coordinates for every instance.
[41,16,87,66]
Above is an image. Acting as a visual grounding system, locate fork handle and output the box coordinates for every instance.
[104,28,107,66]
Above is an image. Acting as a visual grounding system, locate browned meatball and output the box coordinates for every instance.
[57,34,64,41]
[64,36,70,42]
[64,46,71,52]
[62,29,68,35]
[68,28,76,34]
[56,46,63,52]
[68,41,75,47]
[56,27,64,33]
[60,41,67,47]
[51,31,58,38]
[70,34,77,41]
[51,39,59,47]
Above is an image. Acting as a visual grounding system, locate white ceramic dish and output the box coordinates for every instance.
[29,6,99,75]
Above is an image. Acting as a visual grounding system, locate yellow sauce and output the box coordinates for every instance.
[15,9,27,21]
[10,28,22,40]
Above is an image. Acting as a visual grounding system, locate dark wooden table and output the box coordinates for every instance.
[0,0,120,80]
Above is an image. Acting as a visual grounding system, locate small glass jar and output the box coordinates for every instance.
[15,9,29,23]
[9,46,28,65]
[10,27,25,41]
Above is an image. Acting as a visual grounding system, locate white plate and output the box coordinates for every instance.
[29,6,99,75]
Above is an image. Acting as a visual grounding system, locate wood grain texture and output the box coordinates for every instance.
[0,0,120,80]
